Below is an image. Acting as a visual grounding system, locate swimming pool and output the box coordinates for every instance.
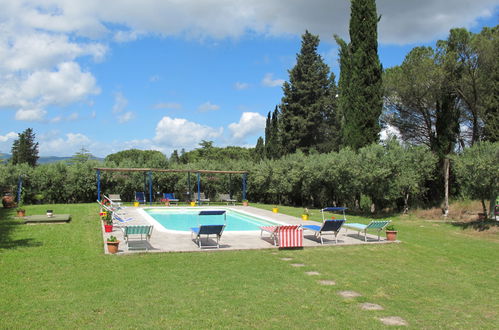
[143,208,279,232]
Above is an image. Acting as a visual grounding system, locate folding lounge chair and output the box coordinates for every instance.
[191,225,225,248]
[163,193,179,205]
[108,194,123,206]
[135,191,146,204]
[260,225,303,247]
[343,220,391,241]
[122,225,153,250]
[303,219,345,244]
[195,192,210,205]
[112,211,134,226]
[219,193,236,205]
[190,210,226,248]
[321,207,347,221]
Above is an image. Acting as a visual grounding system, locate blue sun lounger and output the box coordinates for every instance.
[343,220,391,242]
[163,193,179,205]
[190,210,226,248]
[303,219,345,244]
[135,191,146,204]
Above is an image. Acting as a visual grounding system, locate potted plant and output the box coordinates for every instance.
[242,200,249,207]
[385,224,398,241]
[46,209,53,217]
[16,206,26,217]
[301,208,310,221]
[103,213,113,233]
[272,206,279,213]
[190,200,196,207]
[162,198,170,206]
[106,235,120,254]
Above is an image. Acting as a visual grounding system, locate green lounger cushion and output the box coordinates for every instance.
[24,214,71,224]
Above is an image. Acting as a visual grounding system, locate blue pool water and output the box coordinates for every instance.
[144,208,278,232]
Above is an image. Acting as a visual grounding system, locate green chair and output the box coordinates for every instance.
[343,220,391,241]
[122,225,153,250]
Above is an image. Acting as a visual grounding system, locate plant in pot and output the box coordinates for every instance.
[385,224,398,241]
[106,235,120,254]
[272,205,279,213]
[103,213,113,233]
[16,206,26,217]
[242,200,249,206]
[301,208,310,221]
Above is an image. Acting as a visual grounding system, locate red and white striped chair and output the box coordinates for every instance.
[260,225,303,248]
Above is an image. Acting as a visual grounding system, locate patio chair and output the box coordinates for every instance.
[122,225,153,250]
[219,193,236,205]
[102,194,122,208]
[112,211,135,226]
[303,219,345,244]
[343,220,391,242]
[135,191,146,204]
[195,192,210,205]
[260,225,303,248]
[163,193,179,205]
[191,225,225,248]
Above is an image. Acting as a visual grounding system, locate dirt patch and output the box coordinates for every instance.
[360,303,384,310]
[379,316,408,326]
[317,280,336,286]
[411,200,484,222]
[338,290,361,298]
[290,263,305,267]
[280,257,292,261]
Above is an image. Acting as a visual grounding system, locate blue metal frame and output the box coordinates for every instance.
[97,169,101,201]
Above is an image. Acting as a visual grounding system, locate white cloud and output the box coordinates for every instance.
[228,112,266,140]
[234,82,250,90]
[112,92,128,114]
[154,116,223,148]
[117,111,135,123]
[380,124,402,141]
[39,132,92,156]
[0,132,17,143]
[262,73,284,87]
[153,102,182,110]
[15,108,47,122]
[149,75,160,82]
[198,101,220,112]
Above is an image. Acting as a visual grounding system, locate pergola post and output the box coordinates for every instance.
[242,173,247,201]
[97,169,101,201]
[197,172,201,204]
[17,175,23,204]
[187,172,191,201]
[148,171,153,206]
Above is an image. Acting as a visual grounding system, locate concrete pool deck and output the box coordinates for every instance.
[102,206,398,254]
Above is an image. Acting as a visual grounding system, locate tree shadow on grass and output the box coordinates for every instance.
[0,208,42,249]
[451,220,499,232]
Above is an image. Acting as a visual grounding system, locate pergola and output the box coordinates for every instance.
[94,167,248,205]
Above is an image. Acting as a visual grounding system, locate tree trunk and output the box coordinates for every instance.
[481,199,488,219]
[403,192,410,214]
[443,157,450,217]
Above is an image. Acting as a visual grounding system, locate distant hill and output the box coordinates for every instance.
[0,154,103,164]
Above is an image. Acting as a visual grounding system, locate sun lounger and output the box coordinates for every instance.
[195,192,210,205]
[343,220,391,241]
[219,193,236,205]
[260,225,303,248]
[135,191,146,204]
[163,193,179,205]
[191,225,225,248]
[122,225,153,250]
[303,219,345,244]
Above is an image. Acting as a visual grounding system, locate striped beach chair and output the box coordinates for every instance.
[343,220,391,242]
[260,225,303,248]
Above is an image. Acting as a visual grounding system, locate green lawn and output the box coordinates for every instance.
[0,203,498,328]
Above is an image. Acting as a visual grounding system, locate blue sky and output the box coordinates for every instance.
[1,0,498,158]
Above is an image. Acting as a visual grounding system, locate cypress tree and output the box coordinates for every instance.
[280,31,336,154]
[11,128,39,166]
[254,137,265,161]
[337,0,383,150]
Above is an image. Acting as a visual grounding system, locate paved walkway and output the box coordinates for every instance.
[102,206,398,254]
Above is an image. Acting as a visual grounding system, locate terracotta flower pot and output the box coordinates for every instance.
[16,210,26,217]
[107,241,120,254]
[386,230,398,241]
[242,201,249,207]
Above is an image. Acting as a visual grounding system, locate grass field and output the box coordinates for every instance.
[0,203,498,328]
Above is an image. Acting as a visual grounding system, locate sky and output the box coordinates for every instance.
[0,0,498,158]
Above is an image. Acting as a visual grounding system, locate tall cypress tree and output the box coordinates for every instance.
[11,128,39,166]
[280,31,336,154]
[337,0,383,150]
